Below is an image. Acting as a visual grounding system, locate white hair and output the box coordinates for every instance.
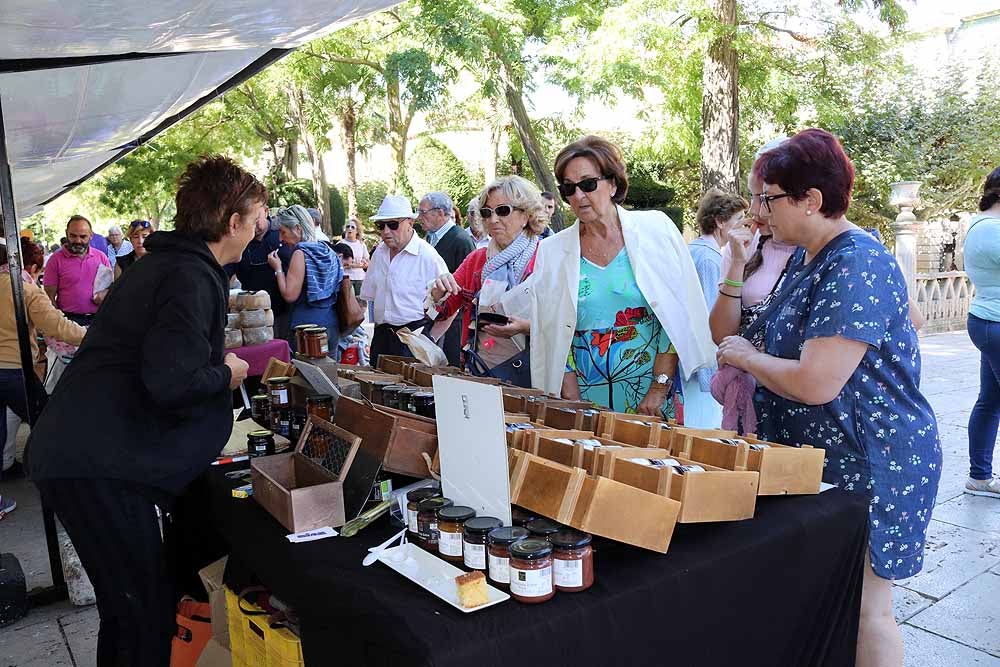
[274,204,317,243]
[755,136,789,160]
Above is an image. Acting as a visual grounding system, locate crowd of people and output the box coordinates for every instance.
[0,129,997,667]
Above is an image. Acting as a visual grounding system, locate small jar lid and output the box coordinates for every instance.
[397,387,420,394]
[251,394,268,401]
[406,488,440,504]
[464,516,503,535]
[306,394,333,404]
[248,430,274,439]
[526,517,563,538]
[510,507,538,527]
[488,526,529,546]
[382,384,407,392]
[412,391,434,399]
[550,529,592,550]
[416,497,452,513]
[305,327,328,334]
[294,322,318,330]
[437,505,475,522]
[509,538,552,560]
[267,376,291,384]
[372,380,396,387]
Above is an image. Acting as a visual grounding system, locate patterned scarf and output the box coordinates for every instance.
[297,241,342,304]
[482,232,538,288]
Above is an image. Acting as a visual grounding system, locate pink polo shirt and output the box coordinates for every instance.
[43,246,111,315]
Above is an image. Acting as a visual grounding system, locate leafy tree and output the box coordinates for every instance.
[328,185,348,236]
[356,181,390,222]
[407,137,475,209]
[267,178,317,210]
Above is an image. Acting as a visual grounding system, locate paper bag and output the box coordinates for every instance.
[396,327,448,366]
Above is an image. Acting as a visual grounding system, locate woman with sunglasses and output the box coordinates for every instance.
[341,216,370,298]
[113,218,154,280]
[267,205,343,354]
[427,176,547,384]
[499,136,715,418]
[26,155,257,665]
[716,129,941,667]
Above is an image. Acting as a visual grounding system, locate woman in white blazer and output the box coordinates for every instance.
[499,136,718,423]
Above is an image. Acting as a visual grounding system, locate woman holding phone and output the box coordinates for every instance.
[427,175,546,383]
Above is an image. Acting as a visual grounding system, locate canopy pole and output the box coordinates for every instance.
[0,92,68,602]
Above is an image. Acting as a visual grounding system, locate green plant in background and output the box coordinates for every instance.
[356,181,390,222]
[267,178,317,209]
[328,185,347,237]
[407,137,475,209]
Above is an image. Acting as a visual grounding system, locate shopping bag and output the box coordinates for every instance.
[170,597,213,667]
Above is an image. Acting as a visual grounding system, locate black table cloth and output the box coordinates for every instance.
[170,465,869,667]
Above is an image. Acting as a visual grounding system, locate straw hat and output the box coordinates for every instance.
[369,195,417,221]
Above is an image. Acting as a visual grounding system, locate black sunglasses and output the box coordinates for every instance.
[129,220,152,231]
[558,175,612,199]
[375,219,404,231]
[479,204,522,219]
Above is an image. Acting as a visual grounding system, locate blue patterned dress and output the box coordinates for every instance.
[755,230,941,580]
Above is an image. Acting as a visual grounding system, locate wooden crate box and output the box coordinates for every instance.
[502,388,548,414]
[335,397,438,478]
[541,406,601,432]
[525,398,594,422]
[519,429,594,455]
[682,435,825,496]
[376,354,411,375]
[669,427,739,458]
[595,411,663,437]
[599,413,671,448]
[509,450,680,553]
[608,455,759,523]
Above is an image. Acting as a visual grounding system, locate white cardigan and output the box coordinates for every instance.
[501,206,717,396]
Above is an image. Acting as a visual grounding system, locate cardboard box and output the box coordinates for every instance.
[195,637,232,667]
[197,557,229,649]
[508,450,680,553]
[608,455,759,523]
[251,417,367,532]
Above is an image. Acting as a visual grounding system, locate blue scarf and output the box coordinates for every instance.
[296,242,341,304]
[481,233,538,289]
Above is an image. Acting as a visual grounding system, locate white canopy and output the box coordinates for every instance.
[0,1,398,216]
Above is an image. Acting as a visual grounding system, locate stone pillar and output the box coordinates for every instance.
[890,181,922,299]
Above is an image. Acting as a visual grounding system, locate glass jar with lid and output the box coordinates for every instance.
[436,506,475,563]
[412,391,435,419]
[526,517,563,542]
[511,507,538,528]
[305,394,334,422]
[415,497,452,551]
[380,384,406,411]
[266,376,292,408]
[370,380,396,406]
[487,526,529,589]
[247,430,275,458]
[463,517,503,571]
[396,387,420,414]
[509,539,554,604]
[551,529,594,592]
[406,488,440,538]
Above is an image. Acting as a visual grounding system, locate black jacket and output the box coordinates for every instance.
[433,224,476,274]
[26,231,234,498]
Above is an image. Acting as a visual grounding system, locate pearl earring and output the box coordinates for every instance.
[806,210,812,215]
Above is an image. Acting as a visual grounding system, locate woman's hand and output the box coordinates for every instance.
[727,224,754,265]
[637,382,670,417]
[266,250,282,272]
[224,353,249,389]
[482,316,529,339]
[429,273,461,302]
[717,335,760,371]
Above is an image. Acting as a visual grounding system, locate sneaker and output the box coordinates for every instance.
[0,494,16,519]
[965,477,1000,498]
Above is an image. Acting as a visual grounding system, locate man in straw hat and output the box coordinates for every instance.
[360,195,447,366]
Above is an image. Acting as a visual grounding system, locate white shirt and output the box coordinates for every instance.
[475,236,490,249]
[360,231,447,326]
[425,221,455,247]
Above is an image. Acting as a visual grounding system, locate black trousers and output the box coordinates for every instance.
[36,478,174,667]
[370,319,427,368]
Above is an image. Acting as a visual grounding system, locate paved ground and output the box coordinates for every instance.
[1,330,998,666]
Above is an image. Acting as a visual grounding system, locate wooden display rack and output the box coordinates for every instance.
[676,434,825,496]
[251,416,366,532]
[508,450,680,553]
[335,397,438,478]
[608,455,759,523]
[597,412,671,448]
[532,433,663,476]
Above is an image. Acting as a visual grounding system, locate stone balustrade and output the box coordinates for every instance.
[914,271,974,334]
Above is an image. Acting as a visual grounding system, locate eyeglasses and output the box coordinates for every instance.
[345,224,357,230]
[558,175,612,199]
[375,219,405,231]
[129,220,152,231]
[416,206,442,217]
[230,174,262,213]
[479,205,522,219]
[757,192,797,214]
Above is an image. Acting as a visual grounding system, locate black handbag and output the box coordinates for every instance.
[464,310,532,387]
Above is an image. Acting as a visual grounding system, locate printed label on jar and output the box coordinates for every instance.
[463,542,487,569]
[407,509,418,533]
[320,342,329,353]
[439,531,463,557]
[509,564,552,598]
[554,558,583,588]
[271,388,288,404]
[488,553,510,584]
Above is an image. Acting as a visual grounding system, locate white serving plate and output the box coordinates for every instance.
[377,542,509,613]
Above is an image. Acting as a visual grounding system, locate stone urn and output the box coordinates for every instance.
[889,181,922,298]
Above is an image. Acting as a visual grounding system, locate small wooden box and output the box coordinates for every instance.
[681,435,825,496]
[541,406,601,432]
[608,455,759,523]
[251,417,363,532]
[354,372,404,401]
[518,429,594,455]
[533,434,660,476]
[376,355,412,375]
[525,398,593,422]
[502,388,548,414]
[595,411,663,436]
[334,397,438,478]
[669,427,738,458]
[509,450,680,553]
[598,413,671,448]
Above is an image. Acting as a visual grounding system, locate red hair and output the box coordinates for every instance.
[753,128,855,218]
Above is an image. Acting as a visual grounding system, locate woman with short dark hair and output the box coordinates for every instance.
[962,165,1000,498]
[716,129,941,667]
[26,155,260,666]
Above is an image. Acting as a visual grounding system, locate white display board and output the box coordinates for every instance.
[432,376,512,526]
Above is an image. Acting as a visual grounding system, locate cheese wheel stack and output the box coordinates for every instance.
[226,290,274,348]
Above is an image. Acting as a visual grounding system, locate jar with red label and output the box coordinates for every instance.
[550,529,594,592]
[436,506,475,563]
[487,526,529,590]
[509,539,554,604]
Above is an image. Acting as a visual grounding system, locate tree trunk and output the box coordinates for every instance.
[501,66,564,230]
[485,119,501,184]
[289,85,329,230]
[700,0,740,194]
[341,101,359,218]
[385,74,412,198]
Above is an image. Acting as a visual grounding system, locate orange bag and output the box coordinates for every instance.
[170,597,213,667]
